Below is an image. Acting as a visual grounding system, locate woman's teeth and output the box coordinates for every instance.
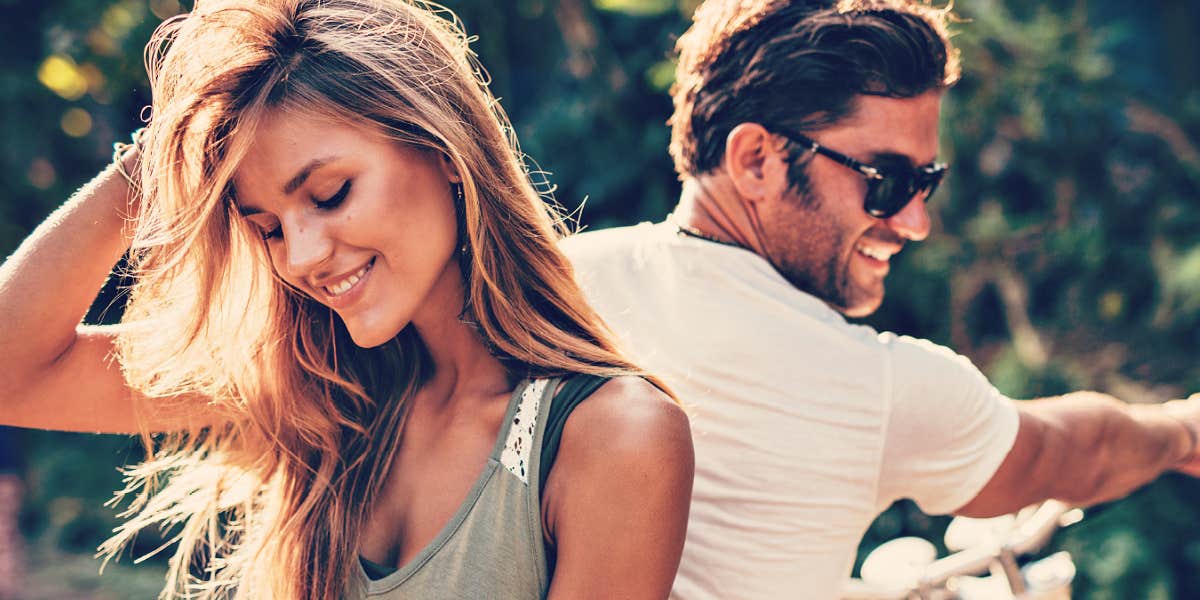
[325,263,370,296]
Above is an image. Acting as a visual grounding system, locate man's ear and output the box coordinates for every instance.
[723,123,788,203]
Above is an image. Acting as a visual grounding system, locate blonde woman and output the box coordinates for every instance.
[0,0,693,598]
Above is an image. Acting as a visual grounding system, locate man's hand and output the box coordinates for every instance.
[1165,394,1200,477]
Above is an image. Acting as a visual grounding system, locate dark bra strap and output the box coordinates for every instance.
[538,374,612,499]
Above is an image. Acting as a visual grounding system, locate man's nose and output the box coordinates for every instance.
[885,194,931,242]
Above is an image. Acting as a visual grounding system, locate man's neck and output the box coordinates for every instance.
[672,175,769,257]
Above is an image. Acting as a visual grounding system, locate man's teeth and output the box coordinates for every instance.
[325,264,370,296]
[856,245,891,261]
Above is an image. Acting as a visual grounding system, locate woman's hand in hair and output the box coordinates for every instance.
[111,130,145,227]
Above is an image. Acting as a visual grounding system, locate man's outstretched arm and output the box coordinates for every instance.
[955,392,1199,518]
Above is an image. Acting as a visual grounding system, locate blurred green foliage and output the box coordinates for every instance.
[1,0,1198,597]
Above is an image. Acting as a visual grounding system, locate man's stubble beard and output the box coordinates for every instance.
[762,183,858,313]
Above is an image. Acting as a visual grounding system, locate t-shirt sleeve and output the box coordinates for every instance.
[875,334,1020,515]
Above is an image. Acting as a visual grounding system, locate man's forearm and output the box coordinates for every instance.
[1027,391,1193,506]
[958,391,1196,517]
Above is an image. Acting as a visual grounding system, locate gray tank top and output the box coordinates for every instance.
[349,377,558,599]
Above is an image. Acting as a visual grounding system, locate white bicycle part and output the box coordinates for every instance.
[842,501,1083,600]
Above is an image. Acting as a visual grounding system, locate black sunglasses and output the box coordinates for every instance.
[774,131,948,219]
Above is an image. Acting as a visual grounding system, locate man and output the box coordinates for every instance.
[561,1,1200,598]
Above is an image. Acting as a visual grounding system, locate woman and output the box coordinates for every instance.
[0,0,693,598]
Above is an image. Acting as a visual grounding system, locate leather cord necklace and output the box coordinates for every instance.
[672,220,747,250]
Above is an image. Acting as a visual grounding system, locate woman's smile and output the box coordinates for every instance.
[317,256,376,310]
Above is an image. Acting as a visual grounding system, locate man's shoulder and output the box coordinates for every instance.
[878,333,1007,418]
[881,333,981,375]
[561,222,682,288]
[560,221,662,259]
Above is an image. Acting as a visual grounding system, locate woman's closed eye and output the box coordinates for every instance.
[314,180,352,210]
[252,180,353,240]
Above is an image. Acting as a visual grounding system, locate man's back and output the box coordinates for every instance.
[563,222,1017,599]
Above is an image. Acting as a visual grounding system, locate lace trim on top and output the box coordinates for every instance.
[499,378,549,484]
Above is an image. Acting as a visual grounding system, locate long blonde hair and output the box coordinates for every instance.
[103,1,652,597]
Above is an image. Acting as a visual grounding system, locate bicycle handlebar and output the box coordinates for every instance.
[921,500,1075,587]
[1009,500,1077,555]
[844,500,1081,599]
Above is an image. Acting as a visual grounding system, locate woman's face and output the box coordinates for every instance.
[232,108,461,347]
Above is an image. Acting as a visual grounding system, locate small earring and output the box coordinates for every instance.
[454,183,468,257]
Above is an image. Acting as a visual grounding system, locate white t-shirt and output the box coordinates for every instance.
[561,222,1020,600]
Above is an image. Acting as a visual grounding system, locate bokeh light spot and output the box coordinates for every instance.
[150,0,183,20]
[594,0,673,16]
[27,158,57,190]
[85,30,118,56]
[1099,291,1125,320]
[78,63,107,96]
[37,54,88,101]
[646,60,676,92]
[100,3,138,39]
[61,108,94,138]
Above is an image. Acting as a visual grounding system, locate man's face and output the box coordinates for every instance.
[757,91,943,318]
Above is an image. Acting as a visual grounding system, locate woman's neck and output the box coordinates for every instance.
[409,261,513,408]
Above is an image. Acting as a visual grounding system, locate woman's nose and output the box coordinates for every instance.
[281,218,335,280]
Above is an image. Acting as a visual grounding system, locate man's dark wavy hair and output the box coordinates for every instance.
[669,0,959,181]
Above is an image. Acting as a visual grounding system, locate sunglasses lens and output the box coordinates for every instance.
[864,176,908,219]
[865,167,946,219]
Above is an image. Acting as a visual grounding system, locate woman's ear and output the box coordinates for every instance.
[440,152,462,184]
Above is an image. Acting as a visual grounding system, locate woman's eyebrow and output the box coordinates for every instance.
[234,155,342,216]
[283,156,338,195]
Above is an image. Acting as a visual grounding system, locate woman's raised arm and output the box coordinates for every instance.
[0,149,208,434]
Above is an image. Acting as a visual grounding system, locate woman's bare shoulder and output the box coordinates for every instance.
[564,375,691,454]
[549,374,693,496]
[540,375,693,596]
